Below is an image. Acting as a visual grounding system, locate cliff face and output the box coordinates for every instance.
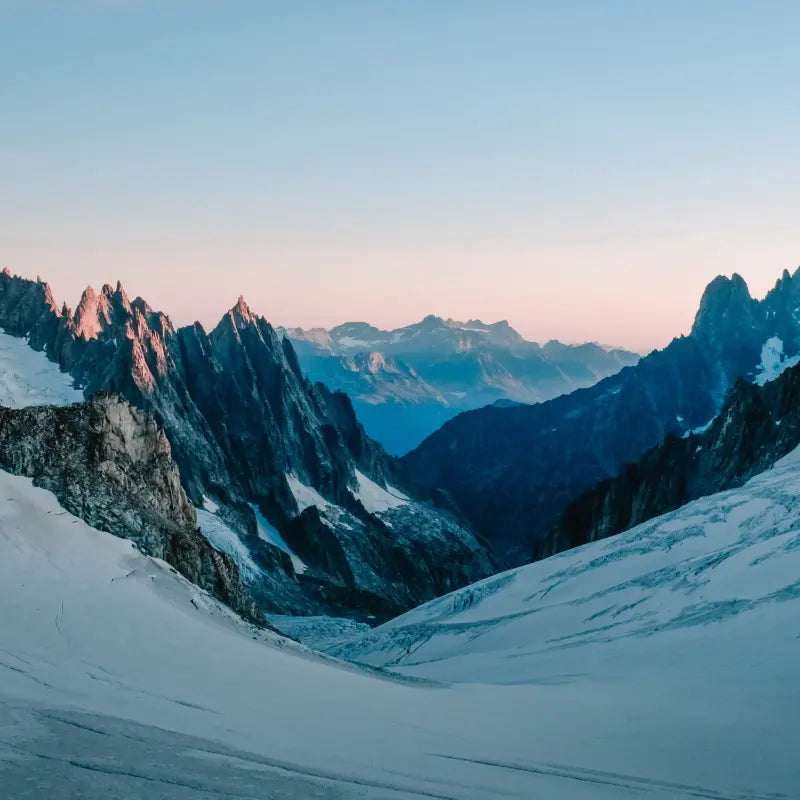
[540,362,800,560]
[0,393,262,623]
[0,271,493,617]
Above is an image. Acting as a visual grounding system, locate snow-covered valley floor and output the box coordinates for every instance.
[1,455,800,798]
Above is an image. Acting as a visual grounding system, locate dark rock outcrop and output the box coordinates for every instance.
[0,393,263,623]
[540,362,800,558]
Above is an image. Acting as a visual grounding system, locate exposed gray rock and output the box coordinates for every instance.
[0,393,263,624]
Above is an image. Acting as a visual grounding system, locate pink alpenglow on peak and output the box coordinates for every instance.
[230,295,256,327]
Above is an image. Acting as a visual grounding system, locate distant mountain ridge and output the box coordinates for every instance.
[0,269,494,619]
[402,267,800,566]
[280,315,640,453]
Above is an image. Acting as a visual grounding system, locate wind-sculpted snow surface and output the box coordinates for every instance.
[336,453,800,688]
[2,468,800,798]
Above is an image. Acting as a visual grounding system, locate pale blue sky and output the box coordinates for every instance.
[2,1,799,350]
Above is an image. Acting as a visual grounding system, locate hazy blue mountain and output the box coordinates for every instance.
[280,316,640,453]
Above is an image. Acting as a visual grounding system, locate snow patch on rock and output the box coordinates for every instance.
[201,495,220,514]
[0,329,83,408]
[286,474,332,513]
[196,508,261,580]
[755,337,800,386]
[351,470,409,514]
[250,503,307,574]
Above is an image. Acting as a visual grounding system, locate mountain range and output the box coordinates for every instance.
[280,316,640,454]
[0,269,493,621]
[3,265,800,799]
[403,268,800,566]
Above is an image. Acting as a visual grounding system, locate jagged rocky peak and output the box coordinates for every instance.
[74,284,114,340]
[111,280,132,314]
[420,313,445,328]
[215,296,292,365]
[770,266,800,292]
[764,268,800,323]
[691,273,756,339]
[688,272,766,385]
[0,269,63,345]
[40,279,58,312]
[0,268,496,617]
[131,295,152,315]
[231,294,256,326]
[127,294,173,338]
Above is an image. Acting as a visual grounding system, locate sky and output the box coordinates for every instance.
[1,1,799,352]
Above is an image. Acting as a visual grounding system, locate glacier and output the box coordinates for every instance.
[1,454,800,797]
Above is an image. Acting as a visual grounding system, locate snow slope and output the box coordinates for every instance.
[196,507,263,580]
[332,454,800,794]
[286,472,332,512]
[2,464,800,798]
[351,469,409,513]
[0,329,83,407]
[251,502,307,574]
[338,454,800,685]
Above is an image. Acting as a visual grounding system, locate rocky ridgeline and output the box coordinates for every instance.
[403,268,800,566]
[0,270,493,617]
[539,362,800,559]
[0,393,263,623]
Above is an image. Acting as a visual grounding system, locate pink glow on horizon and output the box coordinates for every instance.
[4,230,799,355]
